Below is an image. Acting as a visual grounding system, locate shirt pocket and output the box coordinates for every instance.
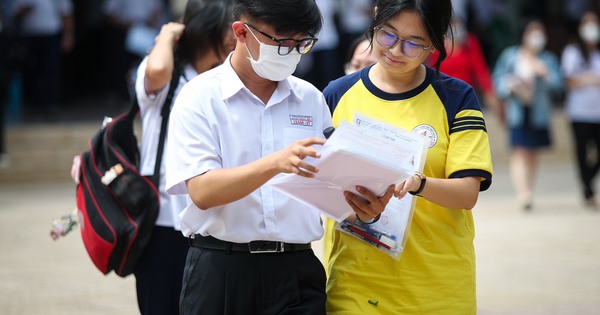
[282,127,317,147]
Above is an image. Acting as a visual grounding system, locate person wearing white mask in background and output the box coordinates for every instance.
[561,10,600,210]
[492,19,564,211]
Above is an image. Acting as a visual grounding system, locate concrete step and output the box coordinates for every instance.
[0,122,101,183]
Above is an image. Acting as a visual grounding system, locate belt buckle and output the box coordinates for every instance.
[248,241,285,253]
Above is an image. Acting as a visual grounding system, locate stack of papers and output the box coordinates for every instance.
[271,114,428,222]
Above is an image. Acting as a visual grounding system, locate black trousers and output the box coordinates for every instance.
[133,226,189,315]
[180,245,326,315]
[21,34,62,111]
[571,121,600,199]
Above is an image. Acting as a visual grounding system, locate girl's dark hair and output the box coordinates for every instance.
[175,0,233,67]
[232,0,322,36]
[367,0,453,72]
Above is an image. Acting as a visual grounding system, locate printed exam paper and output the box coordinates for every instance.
[271,114,428,224]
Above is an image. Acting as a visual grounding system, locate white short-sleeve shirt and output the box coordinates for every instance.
[102,0,165,25]
[10,0,73,36]
[165,55,333,243]
[561,44,600,122]
[135,57,197,230]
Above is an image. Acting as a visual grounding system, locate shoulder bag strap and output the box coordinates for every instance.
[152,67,181,187]
[126,93,140,121]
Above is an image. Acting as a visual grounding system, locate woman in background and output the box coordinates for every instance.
[561,10,600,209]
[492,19,563,211]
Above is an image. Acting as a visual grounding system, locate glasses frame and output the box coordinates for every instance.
[245,23,318,56]
[374,27,432,59]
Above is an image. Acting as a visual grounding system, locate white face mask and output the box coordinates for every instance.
[245,28,302,81]
[580,23,600,44]
[525,30,546,52]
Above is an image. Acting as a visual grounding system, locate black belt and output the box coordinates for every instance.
[192,235,311,254]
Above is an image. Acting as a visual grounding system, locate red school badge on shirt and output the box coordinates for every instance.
[289,115,313,126]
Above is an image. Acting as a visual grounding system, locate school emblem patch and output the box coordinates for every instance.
[413,124,437,148]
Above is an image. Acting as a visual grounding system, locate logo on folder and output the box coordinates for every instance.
[289,115,313,126]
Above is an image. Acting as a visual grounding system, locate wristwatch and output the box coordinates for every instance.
[356,213,381,224]
[408,173,426,196]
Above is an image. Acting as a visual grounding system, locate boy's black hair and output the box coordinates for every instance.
[368,0,453,72]
[232,0,322,37]
[175,0,233,67]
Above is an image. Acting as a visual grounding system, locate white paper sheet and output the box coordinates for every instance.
[271,118,427,223]
[271,147,413,221]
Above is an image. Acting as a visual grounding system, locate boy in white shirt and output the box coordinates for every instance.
[166,0,337,313]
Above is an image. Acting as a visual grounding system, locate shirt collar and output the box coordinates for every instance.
[220,54,246,100]
[267,78,296,107]
[183,63,198,81]
[220,53,300,105]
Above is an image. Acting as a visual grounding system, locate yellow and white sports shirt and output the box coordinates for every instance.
[323,65,493,315]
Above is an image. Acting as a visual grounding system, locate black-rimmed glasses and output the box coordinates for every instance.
[245,23,318,56]
[374,27,432,59]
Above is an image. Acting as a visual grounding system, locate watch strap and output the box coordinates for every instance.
[408,173,426,196]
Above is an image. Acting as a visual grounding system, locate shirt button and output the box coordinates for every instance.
[264,144,271,151]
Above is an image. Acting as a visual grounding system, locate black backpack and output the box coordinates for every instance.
[76,70,179,277]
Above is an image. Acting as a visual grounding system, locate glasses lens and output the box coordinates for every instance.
[298,39,316,54]
[277,39,316,55]
[278,41,296,56]
[376,28,398,48]
[278,39,297,48]
[401,40,424,59]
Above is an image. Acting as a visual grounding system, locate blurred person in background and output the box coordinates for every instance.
[492,19,563,211]
[296,0,342,91]
[343,34,377,75]
[102,0,167,103]
[337,0,374,66]
[0,0,16,168]
[8,0,74,121]
[450,0,468,24]
[71,0,235,313]
[561,10,600,210]
[429,17,502,122]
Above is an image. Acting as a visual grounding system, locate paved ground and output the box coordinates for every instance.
[1,112,599,314]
